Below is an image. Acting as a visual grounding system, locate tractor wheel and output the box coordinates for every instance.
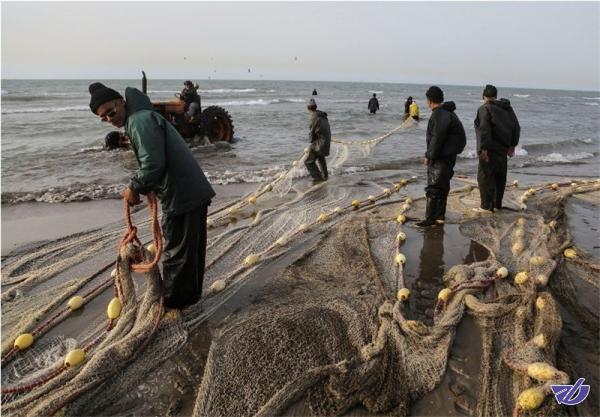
[200,106,234,143]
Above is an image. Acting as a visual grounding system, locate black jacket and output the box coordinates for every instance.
[180,87,200,106]
[309,110,331,157]
[425,101,466,160]
[474,99,520,154]
[368,98,379,112]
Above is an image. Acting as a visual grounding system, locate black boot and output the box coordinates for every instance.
[416,197,438,228]
[304,159,323,181]
[436,197,447,222]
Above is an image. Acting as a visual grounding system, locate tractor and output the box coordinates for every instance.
[142,71,235,143]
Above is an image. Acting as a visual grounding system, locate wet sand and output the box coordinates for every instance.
[1,180,598,416]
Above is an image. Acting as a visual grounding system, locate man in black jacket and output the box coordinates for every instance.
[180,80,201,119]
[403,96,413,120]
[305,98,331,183]
[368,93,380,114]
[416,86,466,228]
[474,84,520,212]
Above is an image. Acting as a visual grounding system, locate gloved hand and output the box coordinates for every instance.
[121,187,141,206]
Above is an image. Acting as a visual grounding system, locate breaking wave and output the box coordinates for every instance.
[523,138,596,152]
[212,98,304,106]
[513,94,530,98]
[537,152,594,163]
[459,146,528,159]
[1,183,125,204]
[1,106,89,115]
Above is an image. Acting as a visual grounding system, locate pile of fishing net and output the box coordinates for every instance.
[1,116,598,416]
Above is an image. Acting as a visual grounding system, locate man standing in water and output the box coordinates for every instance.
[89,82,215,309]
[368,93,380,114]
[305,98,331,184]
[416,86,466,228]
[474,84,520,213]
[404,96,413,120]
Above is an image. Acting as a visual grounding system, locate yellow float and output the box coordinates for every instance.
[14,333,34,350]
[65,349,86,367]
[397,288,410,301]
[517,387,545,411]
[68,296,85,311]
[107,297,122,320]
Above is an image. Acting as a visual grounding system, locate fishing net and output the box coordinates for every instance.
[1,117,598,417]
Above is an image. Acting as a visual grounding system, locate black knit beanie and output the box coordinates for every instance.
[425,86,444,104]
[89,82,123,114]
[483,84,498,98]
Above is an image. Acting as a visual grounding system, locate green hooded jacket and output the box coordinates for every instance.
[124,87,215,217]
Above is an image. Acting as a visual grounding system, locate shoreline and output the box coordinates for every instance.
[1,175,598,416]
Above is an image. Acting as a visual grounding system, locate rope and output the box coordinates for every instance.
[120,192,163,273]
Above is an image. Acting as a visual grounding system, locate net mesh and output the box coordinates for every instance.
[1,121,598,417]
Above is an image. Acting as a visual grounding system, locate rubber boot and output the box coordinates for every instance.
[304,160,323,181]
[416,197,438,228]
[317,156,328,180]
[436,197,447,222]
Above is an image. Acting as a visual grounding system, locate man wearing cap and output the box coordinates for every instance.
[416,86,466,228]
[305,98,331,183]
[474,84,520,213]
[89,82,215,309]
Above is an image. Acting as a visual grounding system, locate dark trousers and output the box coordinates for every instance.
[425,157,456,220]
[161,203,209,309]
[305,150,328,180]
[477,152,508,210]
[425,158,456,200]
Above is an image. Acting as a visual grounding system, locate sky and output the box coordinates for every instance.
[1,1,599,91]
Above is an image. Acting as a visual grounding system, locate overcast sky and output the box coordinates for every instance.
[2,1,599,90]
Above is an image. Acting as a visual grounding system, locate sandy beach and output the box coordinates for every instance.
[2,169,598,416]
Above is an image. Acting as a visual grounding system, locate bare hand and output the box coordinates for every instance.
[121,188,141,206]
[422,157,429,166]
[480,150,490,162]
[507,147,515,158]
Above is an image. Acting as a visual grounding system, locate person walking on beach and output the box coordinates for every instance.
[368,93,380,114]
[312,88,318,96]
[416,86,466,228]
[89,82,215,309]
[409,100,420,121]
[305,98,331,184]
[473,84,520,213]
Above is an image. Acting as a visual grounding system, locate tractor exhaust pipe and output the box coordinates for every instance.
[142,71,147,94]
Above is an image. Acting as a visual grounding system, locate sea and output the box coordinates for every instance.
[1,79,599,204]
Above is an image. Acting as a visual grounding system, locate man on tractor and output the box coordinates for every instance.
[180,80,201,120]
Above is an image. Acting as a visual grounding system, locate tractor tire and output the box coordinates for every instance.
[200,106,234,143]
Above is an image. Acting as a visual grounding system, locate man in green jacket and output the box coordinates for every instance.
[89,82,215,309]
